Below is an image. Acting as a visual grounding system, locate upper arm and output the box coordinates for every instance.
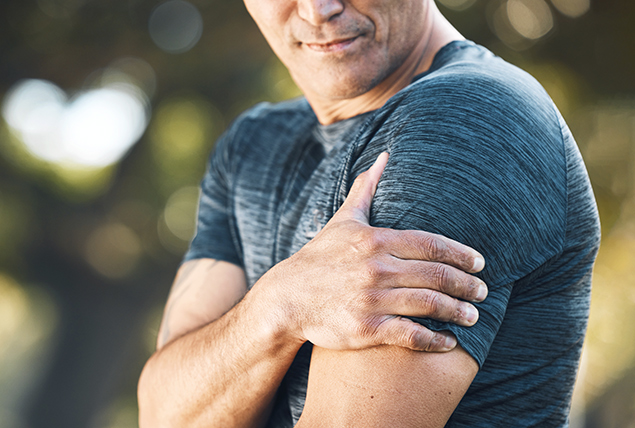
[298,345,478,428]
[300,69,568,424]
[346,69,567,366]
[157,258,247,350]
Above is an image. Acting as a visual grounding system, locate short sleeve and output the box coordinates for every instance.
[182,128,243,267]
[347,65,568,367]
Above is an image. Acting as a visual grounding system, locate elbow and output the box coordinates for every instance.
[137,356,156,428]
[138,352,200,428]
[138,353,170,428]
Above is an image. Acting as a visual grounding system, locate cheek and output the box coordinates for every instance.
[374,0,424,39]
[244,1,292,53]
[354,0,396,41]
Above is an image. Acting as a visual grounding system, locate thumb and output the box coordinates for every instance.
[339,152,389,222]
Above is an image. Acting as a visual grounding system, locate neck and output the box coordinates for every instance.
[307,5,463,125]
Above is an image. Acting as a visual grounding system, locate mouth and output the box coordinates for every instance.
[303,36,360,53]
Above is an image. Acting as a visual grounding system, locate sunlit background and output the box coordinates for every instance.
[0,0,633,427]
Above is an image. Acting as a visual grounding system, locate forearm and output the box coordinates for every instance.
[138,285,304,428]
[137,154,488,427]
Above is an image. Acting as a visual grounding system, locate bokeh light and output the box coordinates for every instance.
[487,0,555,50]
[2,78,149,168]
[84,222,143,279]
[148,0,203,54]
[149,97,217,166]
[149,96,222,196]
[507,0,554,40]
[98,58,157,100]
[0,183,35,266]
[163,186,199,242]
[584,231,635,397]
[521,62,584,118]
[157,186,200,254]
[437,0,478,11]
[0,275,58,428]
[2,79,67,163]
[62,86,148,166]
[550,0,590,18]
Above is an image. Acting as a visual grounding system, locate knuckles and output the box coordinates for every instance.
[412,290,459,322]
[429,263,481,301]
[466,279,482,301]
[354,316,381,342]
[399,327,420,350]
[358,290,383,311]
[420,291,442,318]
[426,332,447,352]
[420,233,448,261]
[361,258,390,283]
[430,263,456,294]
[401,326,433,352]
[398,325,449,352]
[354,226,384,254]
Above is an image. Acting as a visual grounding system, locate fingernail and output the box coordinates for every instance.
[441,334,457,351]
[472,255,485,272]
[372,152,389,171]
[464,304,479,325]
[475,281,488,301]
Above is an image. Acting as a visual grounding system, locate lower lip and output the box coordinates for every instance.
[304,37,358,53]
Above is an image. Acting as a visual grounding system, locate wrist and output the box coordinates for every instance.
[244,267,307,352]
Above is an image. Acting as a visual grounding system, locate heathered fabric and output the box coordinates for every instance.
[184,41,600,427]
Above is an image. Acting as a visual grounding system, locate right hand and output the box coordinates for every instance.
[259,152,487,352]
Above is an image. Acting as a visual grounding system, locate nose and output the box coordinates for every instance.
[297,0,344,25]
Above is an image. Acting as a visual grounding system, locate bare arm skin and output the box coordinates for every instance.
[138,153,487,428]
[298,346,477,428]
[156,259,248,349]
[138,259,302,428]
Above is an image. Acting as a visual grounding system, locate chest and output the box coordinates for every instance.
[231,136,350,287]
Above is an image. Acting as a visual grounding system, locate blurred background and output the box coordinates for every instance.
[0,0,633,427]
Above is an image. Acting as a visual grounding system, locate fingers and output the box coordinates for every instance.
[379,228,485,274]
[338,152,389,222]
[382,288,479,327]
[376,316,458,352]
[335,152,485,275]
[389,259,487,302]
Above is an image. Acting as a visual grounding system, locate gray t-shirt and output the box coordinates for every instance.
[184,41,600,427]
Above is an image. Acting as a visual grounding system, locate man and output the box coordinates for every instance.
[138,0,600,426]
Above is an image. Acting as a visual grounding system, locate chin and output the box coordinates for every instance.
[315,83,372,100]
[303,70,387,101]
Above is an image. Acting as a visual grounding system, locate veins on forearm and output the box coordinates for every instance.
[159,260,219,347]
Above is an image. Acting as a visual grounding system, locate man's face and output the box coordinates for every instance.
[243,0,428,100]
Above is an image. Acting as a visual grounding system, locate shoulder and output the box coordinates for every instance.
[222,97,314,148]
[210,97,316,174]
[351,50,570,286]
[408,42,551,107]
[394,44,559,144]
[234,96,314,126]
[362,44,566,187]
